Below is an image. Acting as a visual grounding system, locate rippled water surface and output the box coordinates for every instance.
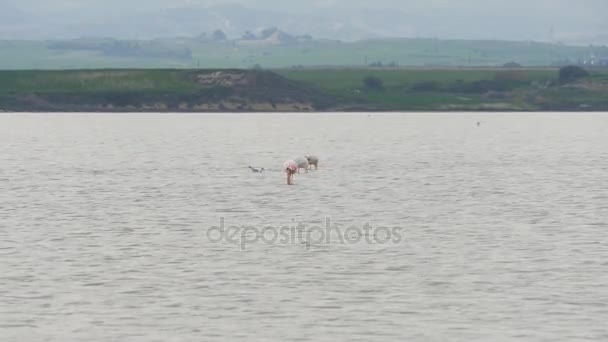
[1,113,608,341]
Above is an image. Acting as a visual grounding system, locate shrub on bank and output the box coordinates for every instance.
[363,76,384,90]
[559,65,589,84]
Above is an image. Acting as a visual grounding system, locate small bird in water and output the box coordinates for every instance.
[248,166,265,173]
[305,155,319,170]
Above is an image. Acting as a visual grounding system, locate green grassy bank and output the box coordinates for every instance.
[0,67,607,112]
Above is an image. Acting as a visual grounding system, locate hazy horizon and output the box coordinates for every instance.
[1,0,607,44]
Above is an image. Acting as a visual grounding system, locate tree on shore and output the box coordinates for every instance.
[559,65,589,84]
[212,30,227,42]
[363,76,384,90]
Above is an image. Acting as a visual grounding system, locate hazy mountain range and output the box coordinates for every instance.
[1,0,607,44]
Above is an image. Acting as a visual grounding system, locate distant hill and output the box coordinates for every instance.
[3,2,607,45]
[0,3,415,41]
[236,28,310,46]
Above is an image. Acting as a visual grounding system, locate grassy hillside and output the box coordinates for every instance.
[0,69,331,112]
[0,68,607,112]
[1,38,607,70]
[277,68,608,111]
[278,69,557,110]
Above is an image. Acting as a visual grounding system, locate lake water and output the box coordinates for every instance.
[1,113,607,341]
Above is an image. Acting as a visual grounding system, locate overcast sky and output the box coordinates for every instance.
[9,0,607,13]
[2,0,607,43]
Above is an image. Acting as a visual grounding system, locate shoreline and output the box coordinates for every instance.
[3,110,608,114]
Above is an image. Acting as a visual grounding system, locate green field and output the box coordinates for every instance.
[0,68,607,112]
[1,38,607,70]
[0,69,199,94]
[276,68,569,111]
